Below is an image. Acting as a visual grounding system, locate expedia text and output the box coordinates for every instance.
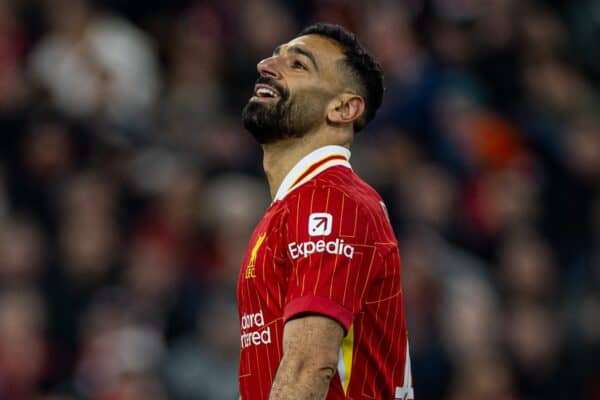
[288,238,354,260]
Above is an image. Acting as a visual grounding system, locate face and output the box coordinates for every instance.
[242,34,346,144]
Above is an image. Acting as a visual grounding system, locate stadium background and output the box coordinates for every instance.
[0,0,599,398]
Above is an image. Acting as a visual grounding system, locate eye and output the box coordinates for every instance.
[292,60,307,70]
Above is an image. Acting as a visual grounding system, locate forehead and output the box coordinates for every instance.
[283,34,345,68]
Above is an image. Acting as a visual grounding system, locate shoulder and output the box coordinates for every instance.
[280,170,388,233]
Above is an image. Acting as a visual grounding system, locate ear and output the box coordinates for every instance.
[326,94,365,126]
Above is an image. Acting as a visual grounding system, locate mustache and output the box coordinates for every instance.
[256,76,289,100]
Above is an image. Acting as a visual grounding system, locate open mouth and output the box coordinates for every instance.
[252,83,281,101]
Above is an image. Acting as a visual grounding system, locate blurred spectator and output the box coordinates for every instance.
[498,227,558,303]
[505,302,568,398]
[29,0,160,128]
[523,60,595,121]
[42,171,120,377]
[9,111,77,232]
[462,167,540,253]
[0,216,45,288]
[0,0,28,110]
[447,354,516,400]
[563,113,600,183]
[124,234,182,326]
[396,162,458,230]
[69,290,167,400]
[159,5,226,149]
[0,289,47,399]
[440,274,499,360]
[519,3,567,63]
[163,294,239,400]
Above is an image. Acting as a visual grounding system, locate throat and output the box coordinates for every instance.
[262,139,300,200]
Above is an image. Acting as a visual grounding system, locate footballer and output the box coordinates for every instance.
[238,23,413,400]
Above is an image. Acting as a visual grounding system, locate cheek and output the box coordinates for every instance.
[287,94,315,119]
[310,91,333,117]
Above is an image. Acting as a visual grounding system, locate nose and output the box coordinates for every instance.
[257,56,282,80]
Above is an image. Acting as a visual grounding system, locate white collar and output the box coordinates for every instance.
[273,145,352,202]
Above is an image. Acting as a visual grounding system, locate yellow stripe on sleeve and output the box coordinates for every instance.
[340,324,354,393]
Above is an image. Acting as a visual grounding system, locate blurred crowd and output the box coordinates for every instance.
[0,0,599,399]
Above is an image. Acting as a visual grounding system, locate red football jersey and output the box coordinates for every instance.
[237,145,413,399]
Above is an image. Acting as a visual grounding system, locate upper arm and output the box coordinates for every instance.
[281,314,344,370]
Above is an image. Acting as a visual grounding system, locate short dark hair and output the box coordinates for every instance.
[299,23,384,132]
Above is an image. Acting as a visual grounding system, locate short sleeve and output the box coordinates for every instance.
[282,185,379,331]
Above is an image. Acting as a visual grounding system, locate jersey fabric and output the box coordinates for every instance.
[237,145,412,399]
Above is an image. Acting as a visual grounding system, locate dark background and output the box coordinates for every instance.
[0,0,599,399]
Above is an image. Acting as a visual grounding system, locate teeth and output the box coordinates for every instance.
[256,87,277,97]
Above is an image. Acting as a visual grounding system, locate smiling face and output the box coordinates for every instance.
[242,34,349,144]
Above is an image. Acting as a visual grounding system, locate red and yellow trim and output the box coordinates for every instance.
[274,145,352,201]
[288,154,348,192]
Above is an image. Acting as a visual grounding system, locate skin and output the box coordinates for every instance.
[270,316,345,399]
[254,34,366,199]
[244,34,366,399]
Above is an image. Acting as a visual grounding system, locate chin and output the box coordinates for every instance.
[242,103,280,144]
[241,96,309,144]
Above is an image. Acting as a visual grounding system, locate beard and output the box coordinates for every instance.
[242,78,332,145]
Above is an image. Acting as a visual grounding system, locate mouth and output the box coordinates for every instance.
[250,83,281,103]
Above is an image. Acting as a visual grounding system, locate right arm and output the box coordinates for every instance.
[269,315,344,400]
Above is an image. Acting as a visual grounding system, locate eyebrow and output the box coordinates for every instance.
[273,44,319,71]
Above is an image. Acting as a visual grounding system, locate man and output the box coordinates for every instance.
[238,23,413,399]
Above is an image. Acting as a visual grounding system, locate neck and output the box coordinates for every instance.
[262,130,351,199]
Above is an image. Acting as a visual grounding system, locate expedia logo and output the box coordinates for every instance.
[288,238,354,260]
[309,213,332,236]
